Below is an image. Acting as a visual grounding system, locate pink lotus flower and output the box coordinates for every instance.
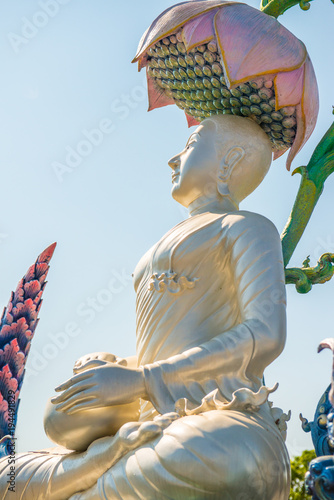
[133,0,319,170]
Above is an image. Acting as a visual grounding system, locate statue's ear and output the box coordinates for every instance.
[217,146,245,196]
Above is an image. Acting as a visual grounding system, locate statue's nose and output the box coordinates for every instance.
[168,155,180,170]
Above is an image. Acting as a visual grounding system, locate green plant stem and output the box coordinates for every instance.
[281,121,334,267]
[261,0,305,17]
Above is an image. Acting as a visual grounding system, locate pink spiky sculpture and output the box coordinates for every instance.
[0,243,56,456]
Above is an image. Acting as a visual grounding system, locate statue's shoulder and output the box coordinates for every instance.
[220,210,280,242]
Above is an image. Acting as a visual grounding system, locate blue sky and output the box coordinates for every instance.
[0,0,333,457]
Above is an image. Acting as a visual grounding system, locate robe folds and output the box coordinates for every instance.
[0,211,290,499]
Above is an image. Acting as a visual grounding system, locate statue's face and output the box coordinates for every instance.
[168,120,221,207]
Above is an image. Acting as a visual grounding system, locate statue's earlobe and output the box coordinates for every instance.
[217,146,245,197]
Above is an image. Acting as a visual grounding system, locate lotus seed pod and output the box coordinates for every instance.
[203,66,213,77]
[207,40,217,52]
[194,66,203,77]
[165,69,174,79]
[186,67,196,79]
[240,106,251,116]
[212,63,223,76]
[197,89,205,100]
[250,94,261,104]
[282,116,297,128]
[194,53,205,66]
[239,83,251,94]
[179,68,187,79]
[261,124,271,133]
[137,9,318,168]
[281,106,296,116]
[260,102,272,113]
[213,99,224,109]
[249,79,264,90]
[173,80,183,90]
[165,59,173,69]
[271,122,283,131]
[185,54,195,66]
[252,115,262,124]
[149,58,159,69]
[271,111,283,121]
[204,51,215,63]
[176,31,183,43]
[230,88,241,98]
[221,88,231,98]
[206,101,216,111]
[211,77,220,88]
[261,114,272,124]
[158,59,166,69]
[187,79,196,90]
[203,78,212,89]
[178,56,187,68]
[204,89,213,100]
[283,128,296,138]
[230,97,240,107]
[195,79,204,89]
[169,44,178,56]
[250,105,261,116]
[155,79,164,89]
[240,96,251,107]
[258,88,273,100]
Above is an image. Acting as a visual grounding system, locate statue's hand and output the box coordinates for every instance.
[51,364,146,415]
[73,352,127,373]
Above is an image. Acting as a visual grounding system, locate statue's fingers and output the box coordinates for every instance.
[73,359,107,374]
[56,393,97,413]
[62,396,99,415]
[55,371,93,392]
[51,381,96,404]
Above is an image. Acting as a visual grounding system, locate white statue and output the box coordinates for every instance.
[0,114,290,499]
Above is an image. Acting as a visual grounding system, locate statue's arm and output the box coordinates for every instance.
[73,352,137,372]
[142,213,286,414]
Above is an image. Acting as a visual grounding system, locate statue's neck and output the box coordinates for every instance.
[187,194,239,217]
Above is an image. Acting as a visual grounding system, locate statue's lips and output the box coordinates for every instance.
[172,173,179,182]
[44,398,140,452]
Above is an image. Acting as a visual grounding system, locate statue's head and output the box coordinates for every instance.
[168,114,272,209]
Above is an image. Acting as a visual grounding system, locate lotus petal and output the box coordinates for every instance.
[147,70,174,112]
[185,113,200,127]
[133,0,234,63]
[274,65,305,109]
[286,56,319,170]
[182,9,217,51]
[214,4,306,86]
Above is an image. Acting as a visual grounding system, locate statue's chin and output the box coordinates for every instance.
[43,398,140,452]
